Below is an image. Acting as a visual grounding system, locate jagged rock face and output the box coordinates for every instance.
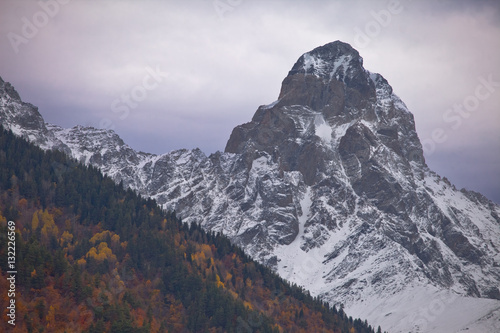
[1,42,500,332]
[226,42,424,185]
[278,42,375,117]
[0,77,68,153]
[223,42,499,303]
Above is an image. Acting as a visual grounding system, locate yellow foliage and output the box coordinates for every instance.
[31,269,37,277]
[40,209,55,227]
[46,305,56,328]
[77,258,87,267]
[191,251,206,267]
[90,230,111,244]
[31,211,39,231]
[243,301,253,310]
[229,290,239,299]
[215,274,224,288]
[111,234,120,244]
[245,278,252,288]
[40,209,59,242]
[60,230,73,246]
[52,208,63,217]
[225,272,233,284]
[86,242,117,262]
[98,242,111,253]
[200,244,212,258]
[87,247,98,258]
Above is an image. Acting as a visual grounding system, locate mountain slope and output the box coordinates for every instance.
[1,41,500,332]
[0,125,376,333]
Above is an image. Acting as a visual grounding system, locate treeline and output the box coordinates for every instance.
[0,126,381,332]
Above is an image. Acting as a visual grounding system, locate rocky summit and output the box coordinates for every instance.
[2,41,500,332]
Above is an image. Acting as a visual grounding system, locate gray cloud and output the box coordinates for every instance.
[0,0,498,202]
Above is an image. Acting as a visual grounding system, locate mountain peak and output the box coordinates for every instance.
[0,76,21,101]
[287,41,364,80]
[227,40,424,177]
[275,41,375,119]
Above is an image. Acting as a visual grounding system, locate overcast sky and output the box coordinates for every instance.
[0,0,499,203]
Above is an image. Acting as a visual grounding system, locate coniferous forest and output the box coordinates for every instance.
[0,125,380,332]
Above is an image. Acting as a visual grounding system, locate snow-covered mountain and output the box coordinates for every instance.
[1,41,500,333]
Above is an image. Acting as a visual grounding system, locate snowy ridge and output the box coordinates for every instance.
[302,52,352,82]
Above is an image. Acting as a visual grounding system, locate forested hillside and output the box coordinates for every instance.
[0,125,379,332]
